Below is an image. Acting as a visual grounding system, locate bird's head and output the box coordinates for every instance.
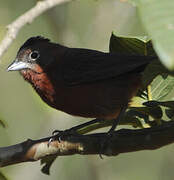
[7,36,61,75]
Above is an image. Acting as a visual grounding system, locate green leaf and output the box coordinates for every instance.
[143,101,174,121]
[153,101,174,108]
[109,32,155,55]
[141,61,169,88]
[129,0,174,70]
[0,119,6,128]
[0,171,8,180]
[41,155,58,175]
[151,74,174,100]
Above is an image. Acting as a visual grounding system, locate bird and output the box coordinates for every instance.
[7,36,156,135]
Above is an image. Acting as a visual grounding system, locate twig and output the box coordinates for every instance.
[1,121,174,167]
[0,0,72,62]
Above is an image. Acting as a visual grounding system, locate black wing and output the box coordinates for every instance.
[62,48,155,86]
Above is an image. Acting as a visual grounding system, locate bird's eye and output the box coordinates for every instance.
[29,51,40,61]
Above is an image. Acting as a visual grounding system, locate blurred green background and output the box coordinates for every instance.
[0,0,174,179]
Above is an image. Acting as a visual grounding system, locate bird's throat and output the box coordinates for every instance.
[20,69,56,106]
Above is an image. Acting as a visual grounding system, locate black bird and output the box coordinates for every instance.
[7,36,155,134]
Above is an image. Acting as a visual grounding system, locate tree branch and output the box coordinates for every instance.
[1,121,174,167]
[0,0,72,61]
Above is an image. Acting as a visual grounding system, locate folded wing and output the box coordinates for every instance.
[62,48,155,86]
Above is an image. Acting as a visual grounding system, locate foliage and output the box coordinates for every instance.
[110,33,174,128]
[0,119,6,129]
[128,0,174,70]
[0,171,8,180]
[41,155,58,175]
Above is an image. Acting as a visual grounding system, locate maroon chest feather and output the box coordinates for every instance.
[20,67,56,107]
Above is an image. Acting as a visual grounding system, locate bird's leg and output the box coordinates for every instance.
[68,118,104,133]
[52,118,103,135]
[48,118,103,145]
[108,106,127,134]
[49,107,127,146]
[99,106,127,158]
[65,106,127,136]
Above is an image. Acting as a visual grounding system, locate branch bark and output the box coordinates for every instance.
[0,0,72,61]
[1,121,174,167]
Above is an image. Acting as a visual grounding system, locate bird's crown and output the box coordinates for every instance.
[19,36,50,51]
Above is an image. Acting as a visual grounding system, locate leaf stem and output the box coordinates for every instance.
[147,85,152,101]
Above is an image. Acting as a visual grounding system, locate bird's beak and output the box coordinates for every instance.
[7,59,30,71]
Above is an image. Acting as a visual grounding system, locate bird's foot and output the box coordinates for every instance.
[48,129,80,147]
[99,130,115,159]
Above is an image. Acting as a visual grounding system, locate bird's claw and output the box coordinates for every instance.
[47,130,64,147]
[52,130,62,136]
[47,137,53,147]
[48,129,79,147]
[99,131,115,159]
